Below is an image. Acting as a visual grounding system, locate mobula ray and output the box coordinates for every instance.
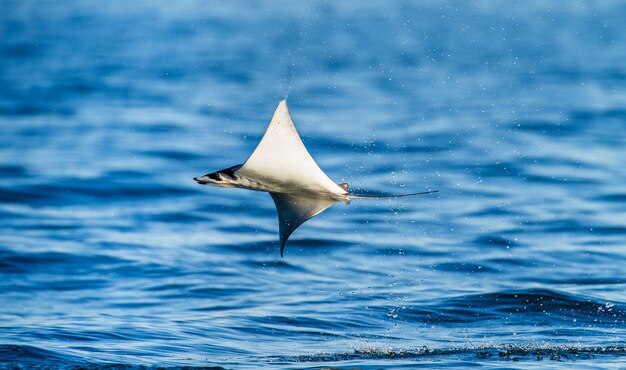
[194,100,436,257]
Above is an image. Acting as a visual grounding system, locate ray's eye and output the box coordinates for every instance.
[208,173,222,181]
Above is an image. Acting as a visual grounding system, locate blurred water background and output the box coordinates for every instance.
[1,0,626,368]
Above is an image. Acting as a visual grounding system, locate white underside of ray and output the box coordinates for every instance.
[235,100,346,196]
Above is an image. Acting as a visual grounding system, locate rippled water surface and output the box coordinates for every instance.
[1,1,626,368]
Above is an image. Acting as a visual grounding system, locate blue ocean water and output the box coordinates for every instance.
[1,0,626,368]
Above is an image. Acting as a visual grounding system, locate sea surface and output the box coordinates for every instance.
[1,1,626,369]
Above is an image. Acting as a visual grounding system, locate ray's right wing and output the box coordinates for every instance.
[270,192,339,257]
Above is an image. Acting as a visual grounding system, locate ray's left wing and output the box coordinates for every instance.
[235,100,346,196]
[270,192,339,257]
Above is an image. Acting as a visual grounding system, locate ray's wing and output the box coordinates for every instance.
[270,192,339,257]
[236,100,345,195]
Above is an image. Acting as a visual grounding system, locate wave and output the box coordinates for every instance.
[0,345,82,368]
[2,343,624,369]
[267,343,626,364]
[401,289,625,326]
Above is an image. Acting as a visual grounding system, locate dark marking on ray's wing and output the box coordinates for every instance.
[220,164,243,179]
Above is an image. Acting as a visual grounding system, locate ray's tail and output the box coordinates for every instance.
[338,183,438,199]
[347,190,438,199]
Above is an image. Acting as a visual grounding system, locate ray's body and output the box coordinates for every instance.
[194,100,436,256]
